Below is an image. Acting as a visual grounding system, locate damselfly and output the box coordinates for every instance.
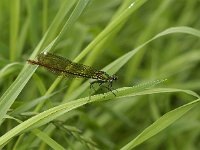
[27,52,118,95]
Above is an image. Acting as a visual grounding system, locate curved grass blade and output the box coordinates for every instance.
[0,86,198,146]
[120,98,200,150]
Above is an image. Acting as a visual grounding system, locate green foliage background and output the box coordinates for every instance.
[0,0,200,149]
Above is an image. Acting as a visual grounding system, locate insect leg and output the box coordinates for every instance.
[90,80,98,92]
[90,80,106,98]
[108,81,118,93]
[105,85,116,96]
[99,82,116,96]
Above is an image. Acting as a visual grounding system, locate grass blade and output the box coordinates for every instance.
[120,98,200,150]
[0,85,198,146]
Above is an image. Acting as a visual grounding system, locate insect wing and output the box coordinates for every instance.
[37,52,77,77]
[36,52,110,80]
[37,53,71,69]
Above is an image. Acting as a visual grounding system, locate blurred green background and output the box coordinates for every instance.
[0,0,200,149]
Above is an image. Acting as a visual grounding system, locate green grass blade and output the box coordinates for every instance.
[84,0,149,65]
[9,0,20,61]
[120,98,200,150]
[104,26,200,74]
[74,0,148,62]
[0,85,198,146]
[33,129,66,150]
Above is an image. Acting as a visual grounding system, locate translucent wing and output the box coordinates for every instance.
[36,52,108,79]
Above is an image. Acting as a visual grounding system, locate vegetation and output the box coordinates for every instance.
[0,0,200,149]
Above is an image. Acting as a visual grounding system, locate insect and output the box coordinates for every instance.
[27,52,118,96]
